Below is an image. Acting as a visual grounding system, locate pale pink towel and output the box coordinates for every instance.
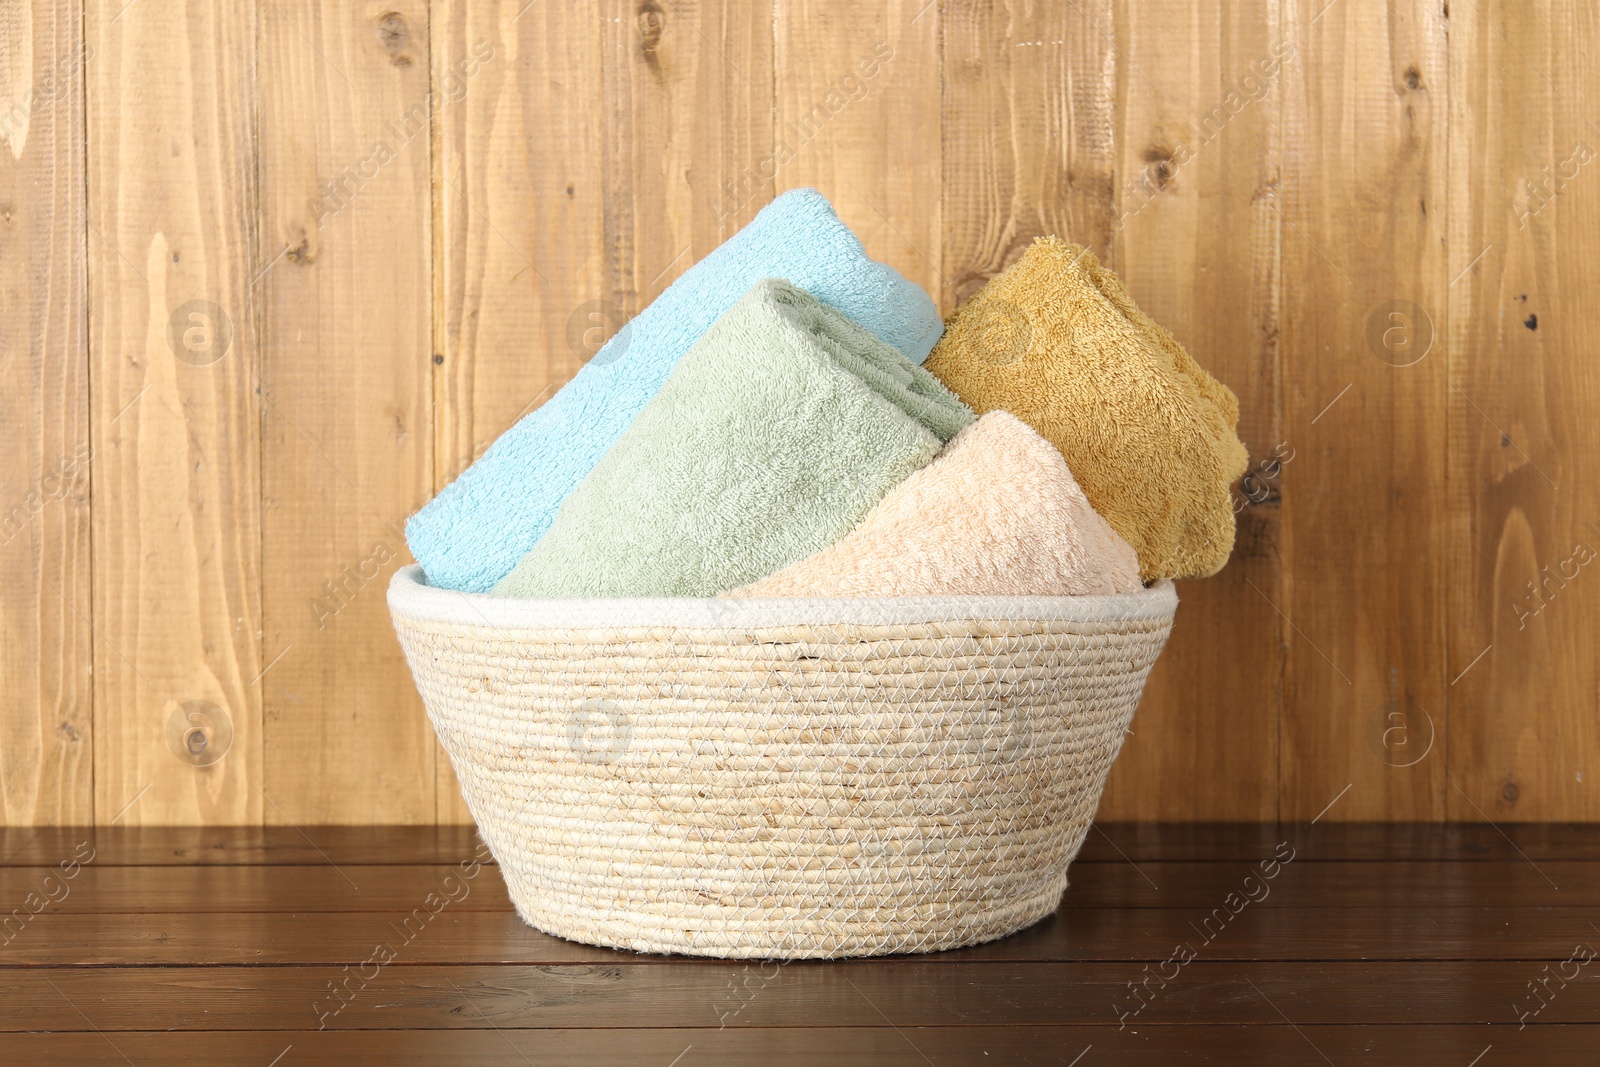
[729,411,1144,598]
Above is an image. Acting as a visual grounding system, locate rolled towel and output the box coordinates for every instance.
[493,279,973,599]
[408,188,944,592]
[730,411,1142,598]
[925,237,1248,581]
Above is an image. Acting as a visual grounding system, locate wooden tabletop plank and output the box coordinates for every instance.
[1079,822,1600,862]
[3,825,1600,870]
[0,863,512,912]
[0,1024,1585,1065]
[2,906,1595,966]
[3,823,1594,867]
[0,825,1592,1045]
[4,961,1597,1030]
[1061,857,1581,907]
[0,826,490,867]
[4,856,1591,913]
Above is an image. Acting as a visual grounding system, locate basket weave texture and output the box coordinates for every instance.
[389,565,1175,958]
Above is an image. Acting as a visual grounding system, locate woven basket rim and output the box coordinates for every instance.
[388,564,1178,629]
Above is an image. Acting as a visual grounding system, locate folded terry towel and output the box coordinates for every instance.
[407,189,945,593]
[730,411,1142,598]
[492,279,973,599]
[924,237,1248,581]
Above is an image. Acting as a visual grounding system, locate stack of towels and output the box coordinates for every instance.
[407,189,1249,601]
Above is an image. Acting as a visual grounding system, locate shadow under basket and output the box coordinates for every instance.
[388,564,1176,959]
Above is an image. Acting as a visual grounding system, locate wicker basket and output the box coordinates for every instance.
[389,564,1175,958]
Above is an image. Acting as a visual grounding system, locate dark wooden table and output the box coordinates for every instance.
[3,824,1595,1064]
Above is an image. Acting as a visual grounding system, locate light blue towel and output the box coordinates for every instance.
[406,188,944,593]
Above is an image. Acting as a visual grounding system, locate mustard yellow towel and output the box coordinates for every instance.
[730,412,1142,599]
[924,237,1248,580]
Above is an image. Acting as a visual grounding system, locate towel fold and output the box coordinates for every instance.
[407,188,945,593]
[492,279,973,599]
[729,411,1142,599]
[924,237,1248,581]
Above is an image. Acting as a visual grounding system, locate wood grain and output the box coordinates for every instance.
[1098,0,1285,820]
[0,824,488,866]
[5,904,1594,966]
[0,863,513,913]
[0,0,90,825]
[6,856,1593,913]
[86,0,263,825]
[1446,1,1600,819]
[3,826,1596,1055]
[1276,0,1450,820]
[776,0,941,301]
[6,960,1598,1029]
[941,0,1117,309]
[3,820,1593,866]
[257,1,437,824]
[431,0,602,481]
[0,1027,1590,1066]
[1078,820,1600,861]
[429,0,608,821]
[600,0,772,292]
[2,2,1600,826]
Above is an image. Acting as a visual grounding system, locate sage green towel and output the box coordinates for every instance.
[493,278,973,598]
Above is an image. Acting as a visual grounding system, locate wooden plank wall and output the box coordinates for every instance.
[257,0,436,826]
[0,0,90,825]
[1448,0,1600,821]
[0,0,1595,825]
[86,0,263,825]
[1099,0,1284,820]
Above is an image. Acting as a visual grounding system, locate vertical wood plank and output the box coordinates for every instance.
[431,0,605,821]
[600,0,773,304]
[87,0,263,824]
[1278,0,1448,820]
[776,0,941,303]
[1098,0,1284,820]
[432,0,603,484]
[941,0,1116,312]
[1448,1,1600,820]
[259,1,436,824]
[0,0,91,825]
